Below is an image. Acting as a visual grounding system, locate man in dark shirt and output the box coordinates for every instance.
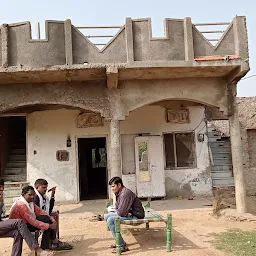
[0,178,54,256]
[104,177,145,253]
[34,179,55,215]
[34,179,72,251]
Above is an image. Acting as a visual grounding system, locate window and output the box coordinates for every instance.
[137,140,150,182]
[164,132,196,169]
[92,148,107,168]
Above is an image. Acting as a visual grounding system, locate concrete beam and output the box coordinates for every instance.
[1,24,9,68]
[106,66,119,89]
[226,61,250,84]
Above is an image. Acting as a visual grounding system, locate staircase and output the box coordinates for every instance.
[4,181,29,212]
[207,126,234,187]
[0,117,28,213]
[3,132,27,182]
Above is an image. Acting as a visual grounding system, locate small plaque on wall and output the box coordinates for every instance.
[77,111,103,128]
[56,150,69,161]
[166,109,190,124]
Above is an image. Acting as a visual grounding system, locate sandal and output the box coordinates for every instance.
[50,241,73,251]
[111,246,129,253]
[108,244,116,248]
[89,215,104,222]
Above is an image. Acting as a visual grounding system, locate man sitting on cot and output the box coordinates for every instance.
[34,179,72,251]
[0,178,55,256]
[9,186,60,250]
[104,177,145,253]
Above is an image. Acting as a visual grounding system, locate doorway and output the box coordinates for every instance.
[0,116,26,180]
[78,137,108,200]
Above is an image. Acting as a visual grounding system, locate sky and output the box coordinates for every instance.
[1,0,255,96]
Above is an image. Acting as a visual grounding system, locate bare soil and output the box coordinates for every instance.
[1,197,256,256]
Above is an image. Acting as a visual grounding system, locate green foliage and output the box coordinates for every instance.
[138,142,147,161]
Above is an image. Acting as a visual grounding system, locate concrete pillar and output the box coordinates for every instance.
[229,84,247,213]
[109,120,122,178]
[109,119,122,204]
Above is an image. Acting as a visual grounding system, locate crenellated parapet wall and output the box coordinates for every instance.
[0,16,249,68]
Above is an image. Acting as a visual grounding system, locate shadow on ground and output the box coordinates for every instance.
[126,227,204,254]
[54,227,205,255]
[59,198,213,216]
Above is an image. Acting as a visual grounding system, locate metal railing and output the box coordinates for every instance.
[194,22,230,45]
[76,25,123,49]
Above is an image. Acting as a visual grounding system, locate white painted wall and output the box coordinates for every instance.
[27,105,211,203]
[27,109,109,203]
[120,105,212,197]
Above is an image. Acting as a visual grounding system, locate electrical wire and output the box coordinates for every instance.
[241,74,256,81]
[191,117,206,132]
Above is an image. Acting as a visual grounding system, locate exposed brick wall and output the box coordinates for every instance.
[237,97,256,195]
[246,129,256,167]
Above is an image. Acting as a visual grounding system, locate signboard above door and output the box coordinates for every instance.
[166,109,190,124]
[77,111,103,128]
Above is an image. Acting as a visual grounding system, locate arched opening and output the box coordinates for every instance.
[120,99,215,199]
[0,104,108,201]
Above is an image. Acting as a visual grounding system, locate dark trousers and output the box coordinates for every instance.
[0,219,38,256]
[27,215,56,250]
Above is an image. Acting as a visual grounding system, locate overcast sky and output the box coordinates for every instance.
[1,0,255,96]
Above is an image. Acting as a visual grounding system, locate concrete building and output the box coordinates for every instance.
[0,16,250,213]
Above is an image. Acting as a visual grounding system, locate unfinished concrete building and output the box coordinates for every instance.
[0,16,249,213]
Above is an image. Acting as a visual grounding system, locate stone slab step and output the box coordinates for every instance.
[6,161,26,168]
[2,174,27,182]
[210,147,231,153]
[207,132,222,139]
[3,181,29,189]
[9,155,26,161]
[207,127,216,132]
[212,172,233,178]
[208,137,223,142]
[212,165,232,171]
[209,142,230,148]
[4,195,20,205]
[212,152,231,158]
[11,149,26,155]
[4,187,23,197]
[211,165,233,173]
[213,158,232,165]
[212,177,234,187]
[4,167,26,175]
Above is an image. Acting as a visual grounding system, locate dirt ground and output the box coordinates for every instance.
[222,196,256,216]
[1,197,256,256]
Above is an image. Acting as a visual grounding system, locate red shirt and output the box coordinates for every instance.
[9,201,54,230]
